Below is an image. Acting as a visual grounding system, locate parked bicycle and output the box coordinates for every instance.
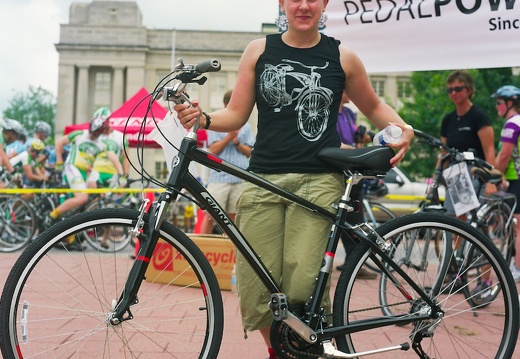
[0,60,518,359]
[0,170,59,253]
[380,129,517,311]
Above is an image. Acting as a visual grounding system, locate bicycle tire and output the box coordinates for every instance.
[333,212,519,359]
[80,198,130,252]
[364,201,397,228]
[0,208,224,359]
[0,195,37,253]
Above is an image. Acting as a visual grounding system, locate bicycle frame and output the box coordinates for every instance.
[112,133,439,344]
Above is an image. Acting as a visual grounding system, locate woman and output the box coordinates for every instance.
[493,85,520,281]
[174,0,413,357]
[440,70,496,215]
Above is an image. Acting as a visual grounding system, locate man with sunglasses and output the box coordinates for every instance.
[43,109,124,248]
[493,85,520,282]
[439,70,496,203]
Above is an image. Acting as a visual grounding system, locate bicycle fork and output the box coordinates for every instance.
[108,192,173,325]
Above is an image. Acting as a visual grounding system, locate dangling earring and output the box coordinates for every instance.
[319,12,328,28]
[275,13,288,32]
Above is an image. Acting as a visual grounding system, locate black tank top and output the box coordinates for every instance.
[248,33,345,173]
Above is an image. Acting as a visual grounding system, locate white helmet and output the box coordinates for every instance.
[34,121,52,137]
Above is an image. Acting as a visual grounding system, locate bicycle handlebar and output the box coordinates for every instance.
[414,129,493,171]
[195,59,221,74]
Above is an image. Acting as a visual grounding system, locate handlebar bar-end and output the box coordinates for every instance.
[196,59,221,74]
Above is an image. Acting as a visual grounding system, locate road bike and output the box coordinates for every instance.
[0,59,518,359]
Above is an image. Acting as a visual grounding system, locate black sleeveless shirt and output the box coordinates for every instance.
[248,33,345,173]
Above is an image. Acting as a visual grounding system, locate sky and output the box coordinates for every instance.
[0,0,279,113]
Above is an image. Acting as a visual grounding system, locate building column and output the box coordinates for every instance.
[75,65,89,122]
[111,67,125,109]
[55,64,76,137]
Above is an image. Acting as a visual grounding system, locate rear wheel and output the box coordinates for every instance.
[333,212,519,359]
[0,208,224,358]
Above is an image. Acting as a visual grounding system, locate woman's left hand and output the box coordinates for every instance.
[386,123,414,167]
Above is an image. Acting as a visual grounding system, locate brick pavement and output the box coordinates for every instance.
[1,246,519,358]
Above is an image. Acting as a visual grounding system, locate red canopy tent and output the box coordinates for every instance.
[64,87,168,147]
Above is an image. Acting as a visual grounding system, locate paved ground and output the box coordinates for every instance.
[1,244,519,359]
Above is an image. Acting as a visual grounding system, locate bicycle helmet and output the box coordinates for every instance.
[34,121,52,137]
[91,107,111,121]
[30,138,45,151]
[90,116,109,134]
[491,85,520,100]
[3,119,23,134]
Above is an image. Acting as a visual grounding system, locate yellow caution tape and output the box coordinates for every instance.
[0,187,164,194]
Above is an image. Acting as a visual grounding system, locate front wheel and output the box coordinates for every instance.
[332,212,519,359]
[0,208,224,359]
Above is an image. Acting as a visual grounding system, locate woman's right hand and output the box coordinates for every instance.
[173,103,205,129]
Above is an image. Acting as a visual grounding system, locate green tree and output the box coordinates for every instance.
[2,86,56,143]
[398,68,520,179]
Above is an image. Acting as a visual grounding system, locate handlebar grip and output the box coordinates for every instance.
[195,59,221,74]
[414,129,443,147]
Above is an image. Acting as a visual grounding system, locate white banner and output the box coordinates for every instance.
[324,1,520,73]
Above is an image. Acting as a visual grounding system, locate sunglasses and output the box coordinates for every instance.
[30,149,41,154]
[495,100,505,106]
[446,86,466,94]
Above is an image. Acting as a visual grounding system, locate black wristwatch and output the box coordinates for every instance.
[202,112,211,129]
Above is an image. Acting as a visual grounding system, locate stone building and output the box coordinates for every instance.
[55,0,412,179]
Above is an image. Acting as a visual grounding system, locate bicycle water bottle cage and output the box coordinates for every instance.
[317,146,394,176]
[269,293,288,321]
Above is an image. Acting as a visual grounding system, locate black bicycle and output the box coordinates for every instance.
[379,130,518,313]
[0,59,518,359]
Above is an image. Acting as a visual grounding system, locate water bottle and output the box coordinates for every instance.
[373,125,402,146]
[230,264,237,294]
[59,193,66,204]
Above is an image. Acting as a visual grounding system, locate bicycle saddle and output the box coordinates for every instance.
[317,146,394,176]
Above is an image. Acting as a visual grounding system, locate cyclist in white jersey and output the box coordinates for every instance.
[43,111,124,243]
[90,107,130,187]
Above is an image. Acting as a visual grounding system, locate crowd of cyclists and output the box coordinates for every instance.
[0,108,130,249]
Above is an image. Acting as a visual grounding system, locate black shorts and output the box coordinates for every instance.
[507,179,520,214]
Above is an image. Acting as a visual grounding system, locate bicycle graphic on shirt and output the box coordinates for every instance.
[260,59,333,142]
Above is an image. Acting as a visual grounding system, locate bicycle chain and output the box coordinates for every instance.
[271,301,413,358]
[271,321,323,359]
[349,300,412,314]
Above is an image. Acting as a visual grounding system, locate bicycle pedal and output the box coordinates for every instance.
[269,293,288,321]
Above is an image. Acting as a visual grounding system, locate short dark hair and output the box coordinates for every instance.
[447,70,475,99]
[223,90,233,106]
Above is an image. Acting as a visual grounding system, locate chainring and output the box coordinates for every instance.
[270,321,323,359]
